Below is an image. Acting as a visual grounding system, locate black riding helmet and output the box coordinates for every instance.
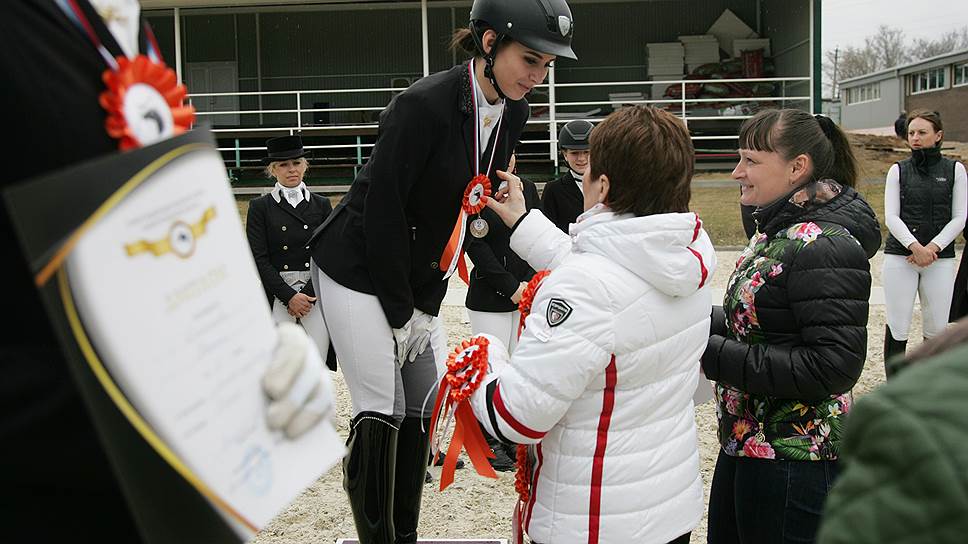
[558,120,593,150]
[470,0,577,98]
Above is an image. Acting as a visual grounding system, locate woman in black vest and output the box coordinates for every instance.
[246,135,335,369]
[307,1,576,541]
[883,110,967,373]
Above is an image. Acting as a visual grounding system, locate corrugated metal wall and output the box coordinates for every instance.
[146,0,811,127]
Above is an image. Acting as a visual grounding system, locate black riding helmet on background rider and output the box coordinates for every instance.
[559,119,593,150]
[469,0,577,99]
[559,119,592,176]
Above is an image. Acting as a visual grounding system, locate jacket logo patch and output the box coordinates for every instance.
[546,298,572,327]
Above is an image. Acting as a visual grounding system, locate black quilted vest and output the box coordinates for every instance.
[884,148,958,258]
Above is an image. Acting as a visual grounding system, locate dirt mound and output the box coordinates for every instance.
[848,133,968,181]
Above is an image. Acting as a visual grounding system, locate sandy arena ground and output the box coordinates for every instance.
[252,251,931,544]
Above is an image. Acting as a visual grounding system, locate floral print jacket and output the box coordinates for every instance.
[702,180,881,461]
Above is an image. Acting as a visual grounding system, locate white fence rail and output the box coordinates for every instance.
[192,76,811,173]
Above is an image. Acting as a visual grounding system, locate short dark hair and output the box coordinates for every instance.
[589,105,693,216]
[738,109,858,187]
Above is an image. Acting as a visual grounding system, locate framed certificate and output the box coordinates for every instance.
[4,130,343,540]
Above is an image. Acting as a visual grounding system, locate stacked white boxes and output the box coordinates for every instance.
[679,35,720,73]
[646,42,684,100]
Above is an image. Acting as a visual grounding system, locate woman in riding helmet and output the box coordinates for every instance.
[307,0,576,541]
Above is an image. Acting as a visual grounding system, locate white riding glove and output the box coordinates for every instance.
[262,322,335,439]
[405,309,435,363]
[391,321,412,368]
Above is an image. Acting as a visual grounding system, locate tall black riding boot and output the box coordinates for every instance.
[343,412,398,544]
[394,417,431,544]
[883,325,907,379]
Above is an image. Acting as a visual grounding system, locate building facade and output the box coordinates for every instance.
[840,48,968,141]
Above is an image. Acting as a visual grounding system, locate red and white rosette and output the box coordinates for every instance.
[100,55,196,150]
[463,174,492,215]
[439,175,493,284]
[429,336,498,490]
[516,269,551,338]
[511,269,550,544]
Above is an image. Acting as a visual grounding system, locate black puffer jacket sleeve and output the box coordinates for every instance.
[702,232,871,400]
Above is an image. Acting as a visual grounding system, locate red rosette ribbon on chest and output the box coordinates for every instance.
[100,55,196,150]
[429,336,498,490]
[463,174,492,215]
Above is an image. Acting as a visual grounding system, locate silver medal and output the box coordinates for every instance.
[470,217,489,238]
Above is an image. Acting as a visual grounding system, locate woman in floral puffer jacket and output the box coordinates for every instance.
[702,109,881,544]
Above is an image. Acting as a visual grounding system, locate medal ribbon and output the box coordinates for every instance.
[56,0,162,68]
[439,59,504,284]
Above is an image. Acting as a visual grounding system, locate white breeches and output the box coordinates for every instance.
[313,264,446,419]
[467,309,521,355]
[883,254,957,340]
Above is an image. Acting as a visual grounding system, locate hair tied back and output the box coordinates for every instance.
[814,115,836,140]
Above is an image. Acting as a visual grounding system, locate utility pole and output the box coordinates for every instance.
[832,47,840,100]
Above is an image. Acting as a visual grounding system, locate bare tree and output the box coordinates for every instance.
[910,26,968,58]
[823,25,968,98]
[823,45,880,98]
[866,25,910,69]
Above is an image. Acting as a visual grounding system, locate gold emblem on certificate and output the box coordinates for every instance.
[470,217,489,238]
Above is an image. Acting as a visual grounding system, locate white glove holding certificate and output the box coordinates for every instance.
[262,322,335,439]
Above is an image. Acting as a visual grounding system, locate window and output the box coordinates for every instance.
[845,82,881,104]
[955,62,968,87]
[909,67,948,94]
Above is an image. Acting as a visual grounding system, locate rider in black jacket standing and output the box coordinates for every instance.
[308,1,577,541]
[541,119,592,233]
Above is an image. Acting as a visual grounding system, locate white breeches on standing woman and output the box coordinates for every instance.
[313,263,446,419]
[467,309,521,354]
[271,291,331,364]
[883,254,957,340]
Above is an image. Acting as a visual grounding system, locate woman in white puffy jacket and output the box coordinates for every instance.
[476,105,716,544]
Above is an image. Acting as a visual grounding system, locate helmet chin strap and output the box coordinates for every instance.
[482,39,507,100]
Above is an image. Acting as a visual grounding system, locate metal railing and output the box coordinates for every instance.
[191,76,811,176]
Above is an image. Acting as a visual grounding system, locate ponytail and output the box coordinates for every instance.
[449,27,478,55]
[815,114,858,188]
[449,23,513,58]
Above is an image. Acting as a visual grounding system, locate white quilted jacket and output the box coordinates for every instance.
[471,208,716,544]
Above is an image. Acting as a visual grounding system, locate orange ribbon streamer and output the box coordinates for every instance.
[438,175,492,285]
[430,337,497,490]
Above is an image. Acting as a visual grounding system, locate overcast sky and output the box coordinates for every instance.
[822,0,968,54]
